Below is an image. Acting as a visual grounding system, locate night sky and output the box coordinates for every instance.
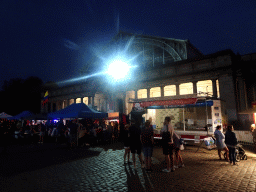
[1,0,256,89]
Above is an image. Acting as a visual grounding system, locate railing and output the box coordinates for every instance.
[153,130,255,146]
[234,130,254,145]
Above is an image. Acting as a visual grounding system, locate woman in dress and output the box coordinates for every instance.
[173,131,185,168]
[214,125,229,161]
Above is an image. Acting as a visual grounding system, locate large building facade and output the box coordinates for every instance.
[41,32,256,133]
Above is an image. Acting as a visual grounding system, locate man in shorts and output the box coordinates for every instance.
[129,119,144,169]
[141,120,154,172]
[161,116,175,172]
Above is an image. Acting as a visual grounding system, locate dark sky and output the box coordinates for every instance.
[1,0,256,89]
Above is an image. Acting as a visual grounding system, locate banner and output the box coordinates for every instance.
[132,98,197,110]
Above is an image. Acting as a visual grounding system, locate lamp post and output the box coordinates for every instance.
[206,99,208,135]
[205,86,210,135]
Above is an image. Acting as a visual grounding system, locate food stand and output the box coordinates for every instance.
[131,98,224,143]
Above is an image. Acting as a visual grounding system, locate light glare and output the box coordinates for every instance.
[107,60,130,80]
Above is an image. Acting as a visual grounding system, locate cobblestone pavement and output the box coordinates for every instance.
[1,142,256,192]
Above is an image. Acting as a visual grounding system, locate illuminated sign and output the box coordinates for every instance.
[108,112,119,118]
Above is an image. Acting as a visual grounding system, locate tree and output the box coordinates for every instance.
[0,76,43,115]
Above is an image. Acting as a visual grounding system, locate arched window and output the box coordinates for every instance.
[126,91,135,101]
[76,98,81,103]
[164,85,176,96]
[138,89,147,99]
[150,87,161,98]
[83,97,89,105]
[180,82,193,95]
[69,99,74,105]
[197,80,213,96]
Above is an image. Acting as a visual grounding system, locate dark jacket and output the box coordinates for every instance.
[225,130,238,147]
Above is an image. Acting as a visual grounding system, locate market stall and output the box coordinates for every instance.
[48,103,108,119]
[8,111,34,120]
[131,98,223,143]
[0,112,12,119]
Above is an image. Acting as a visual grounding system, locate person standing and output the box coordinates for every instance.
[123,124,131,165]
[38,123,46,144]
[0,120,9,154]
[160,116,175,172]
[113,122,119,143]
[107,122,113,144]
[69,119,78,148]
[141,120,154,172]
[214,125,229,161]
[129,119,144,169]
[173,131,185,169]
[225,125,238,165]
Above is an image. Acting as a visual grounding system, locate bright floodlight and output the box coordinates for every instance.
[107,60,130,80]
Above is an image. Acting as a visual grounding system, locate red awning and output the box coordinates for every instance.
[133,98,197,108]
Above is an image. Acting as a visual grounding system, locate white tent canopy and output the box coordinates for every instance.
[0,112,12,119]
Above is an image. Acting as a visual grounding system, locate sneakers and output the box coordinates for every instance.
[124,161,132,165]
[162,168,170,173]
[162,167,175,172]
[174,164,185,169]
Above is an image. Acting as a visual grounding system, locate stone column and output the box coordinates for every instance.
[176,84,180,96]
[92,96,95,107]
[161,86,165,97]
[212,79,217,98]
[147,88,150,99]
[134,90,138,100]
[55,101,57,110]
[193,81,197,94]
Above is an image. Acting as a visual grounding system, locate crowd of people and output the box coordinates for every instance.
[1,116,239,170]
[0,118,121,152]
[123,116,185,173]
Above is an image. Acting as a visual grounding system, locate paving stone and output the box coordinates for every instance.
[2,142,256,191]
